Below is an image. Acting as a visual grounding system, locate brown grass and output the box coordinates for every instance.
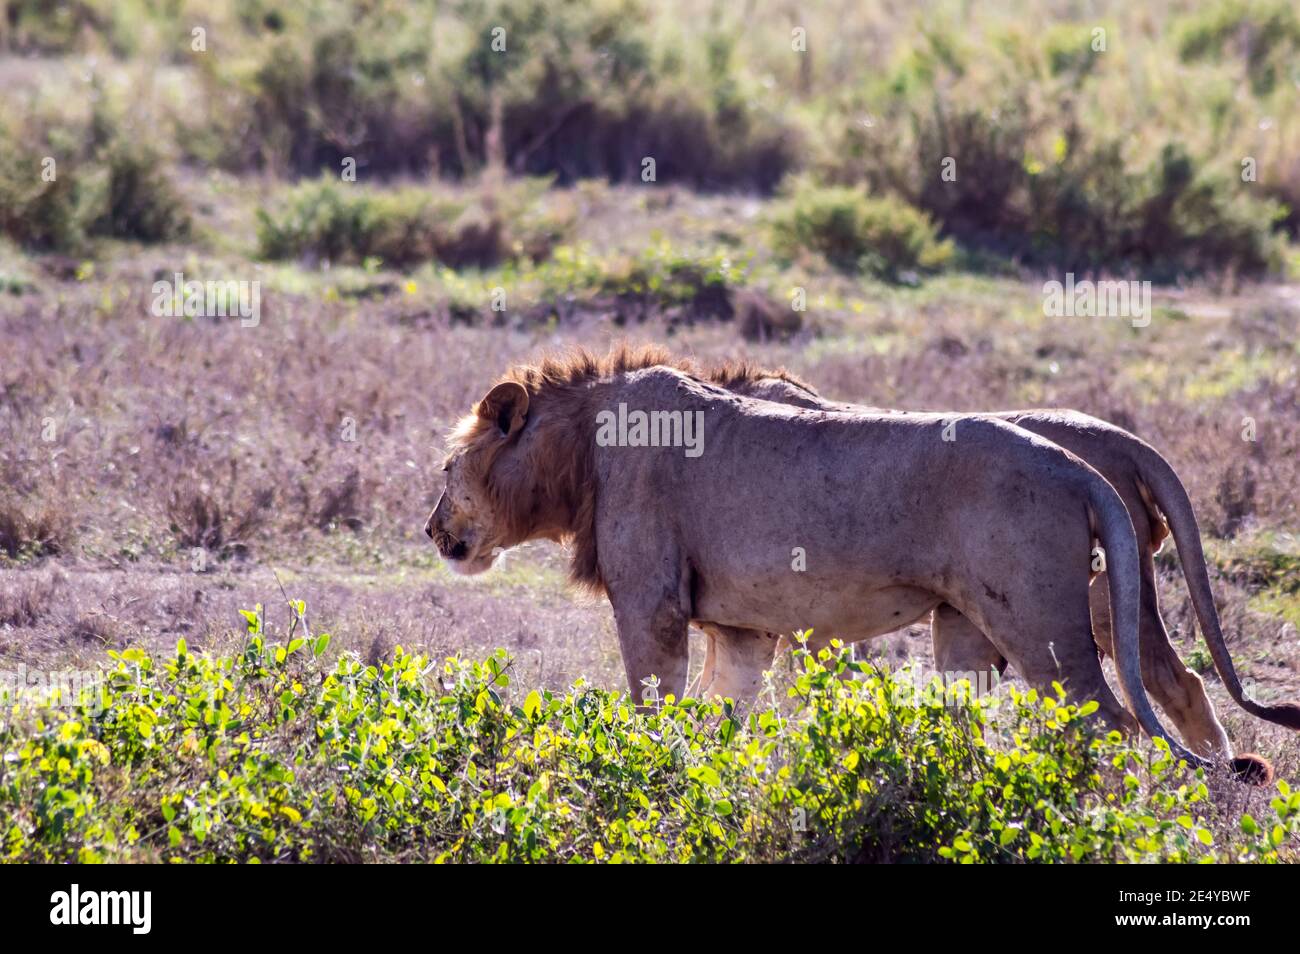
[0,492,72,559]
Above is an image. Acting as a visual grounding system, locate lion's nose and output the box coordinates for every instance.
[424,515,436,539]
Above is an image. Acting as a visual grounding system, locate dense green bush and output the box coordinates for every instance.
[824,21,1289,277]
[3,604,1296,863]
[1016,140,1285,279]
[183,0,796,189]
[0,0,111,55]
[0,143,83,252]
[767,181,953,280]
[256,177,572,269]
[84,138,191,243]
[0,110,189,252]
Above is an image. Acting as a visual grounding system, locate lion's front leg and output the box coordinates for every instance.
[608,592,689,706]
[595,496,695,706]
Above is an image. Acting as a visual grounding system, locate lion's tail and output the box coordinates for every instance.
[1087,477,1212,771]
[1136,446,1300,732]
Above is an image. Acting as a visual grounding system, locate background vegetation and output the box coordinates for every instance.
[1,0,1297,275]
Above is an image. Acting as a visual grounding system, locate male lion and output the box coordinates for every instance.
[699,366,1297,775]
[426,346,1210,771]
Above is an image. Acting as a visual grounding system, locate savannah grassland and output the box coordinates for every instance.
[0,0,1299,862]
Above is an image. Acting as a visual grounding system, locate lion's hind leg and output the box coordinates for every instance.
[699,625,780,705]
[975,586,1139,739]
[931,603,1006,705]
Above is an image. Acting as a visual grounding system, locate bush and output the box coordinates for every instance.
[0,0,106,55]
[0,152,83,252]
[767,181,953,280]
[0,110,189,252]
[256,177,572,270]
[84,138,190,243]
[824,23,1288,278]
[1025,140,1286,280]
[3,609,1296,863]
[431,241,755,327]
[1176,0,1300,96]
[184,0,798,190]
[0,125,86,253]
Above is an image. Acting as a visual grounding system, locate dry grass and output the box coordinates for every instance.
[0,491,73,559]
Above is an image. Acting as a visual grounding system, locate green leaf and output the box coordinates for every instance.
[523,690,543,720]
[689,766,722,788]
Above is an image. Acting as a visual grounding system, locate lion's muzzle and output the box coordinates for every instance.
[437,534,469,560]
[427,518,469,560]
[425,494,467,560]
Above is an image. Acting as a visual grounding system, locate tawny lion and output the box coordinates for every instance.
[427,346,1227,774]
[695,365,1298,775]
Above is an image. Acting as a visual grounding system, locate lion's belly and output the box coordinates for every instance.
[694,577,941,642]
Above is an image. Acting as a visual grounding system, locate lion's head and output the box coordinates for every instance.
[425,381,535,575]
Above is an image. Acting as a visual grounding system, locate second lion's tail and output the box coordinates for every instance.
[1135,445,1300,732]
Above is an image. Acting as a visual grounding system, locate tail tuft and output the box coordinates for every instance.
[1229,753,1274,787]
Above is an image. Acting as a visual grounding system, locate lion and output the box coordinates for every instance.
[697,365,1298,774]
[426,345,1214,773]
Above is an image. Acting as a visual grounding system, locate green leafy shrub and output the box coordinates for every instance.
[825,24,1288,278]
[588,243,743,314]
[0,144,83,252]
[767,181,953,280]
[186,0,796,190]
[0,0,186,57]
[1024,140,1285,280]
[1176,0,1300,96]
[84,138,191,243]
[0,0,106,55]
[3,605,1296,863]
[431,240,754,326]
[0,108,189,251]
[256,177,572,270]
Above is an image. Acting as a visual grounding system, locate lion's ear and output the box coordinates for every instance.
[476,381,530,437]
